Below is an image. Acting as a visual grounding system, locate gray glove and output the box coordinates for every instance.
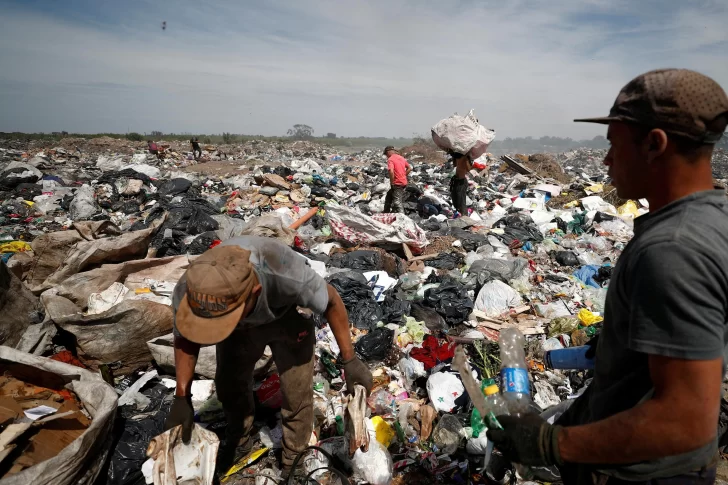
[342,356,373,394]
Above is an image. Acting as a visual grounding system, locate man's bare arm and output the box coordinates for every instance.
[388,169,396,185]
[324,284,355,361]
[559,355,722,464]
[174,335,201,397]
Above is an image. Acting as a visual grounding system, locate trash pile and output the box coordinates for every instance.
[0,133,722,485]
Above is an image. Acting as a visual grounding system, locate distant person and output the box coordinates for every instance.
[148,140,163,160]
[449,151,471,215]
[383,146,411,213]
[191,138,202,160]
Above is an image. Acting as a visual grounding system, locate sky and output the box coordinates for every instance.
[1,0,727,139]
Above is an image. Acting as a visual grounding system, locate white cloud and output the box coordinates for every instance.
[0,0,726,138]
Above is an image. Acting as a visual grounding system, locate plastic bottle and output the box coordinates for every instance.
[482,380,510,429]
[544,346,595,370]
[498,328,532,416]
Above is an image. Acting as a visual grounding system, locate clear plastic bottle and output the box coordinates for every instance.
[498,327,532,416]
[482,380,509,429]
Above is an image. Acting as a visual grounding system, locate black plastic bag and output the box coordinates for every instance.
[355,327,394,362]
[98,168,154,187]
[554,251,579,266]
[331,250,381,271]
[13,183,42,200]
[187,231,219,255]
[380,296,411,324]
[423,280,474,326]
[350,299,384,330]
[0,167,39,189]
[187,209,219,235]
[420,218,441,231]
[469,258,527,285]
[410,303,448,332]
[158,178,192,197]
[309,214,326,230]
[107,383,173,485]
[327,271,374,309]
[449,228,489,252]
[492,214,544,245]
[425,252,464,270]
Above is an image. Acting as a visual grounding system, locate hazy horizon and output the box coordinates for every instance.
[1,0,727,140]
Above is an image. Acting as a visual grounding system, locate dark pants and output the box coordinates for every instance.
[215,308,315,468]
[384,185,406,213]
[450,176,468,214]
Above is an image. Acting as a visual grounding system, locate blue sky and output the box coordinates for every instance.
[1,0,727,139]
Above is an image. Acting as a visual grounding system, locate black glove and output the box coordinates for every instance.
[164,395,194,444]
[585,334,599,359]
[486,413,563,467]
[341,356,373,394]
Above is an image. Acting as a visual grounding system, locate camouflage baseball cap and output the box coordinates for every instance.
[575,69,728,143]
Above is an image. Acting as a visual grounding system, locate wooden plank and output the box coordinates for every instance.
[408,253,440,263]
[401,243,414,261]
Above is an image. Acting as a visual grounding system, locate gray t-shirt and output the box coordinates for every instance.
[563,190,728,480]
[172,235,329,332]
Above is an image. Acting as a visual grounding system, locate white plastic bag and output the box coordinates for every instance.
[474,280,523,316]
[352,435,393,485]
[143,424,219,485]
[426,372,465,413]
[431,109,496,159]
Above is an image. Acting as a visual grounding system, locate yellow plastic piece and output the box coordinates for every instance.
[584,183,604,195]
[0,241,32,253]
[484,384,500,396]
[135,287,152,294]
[577,308,604,326]
[617,200,640,219]
[222,447,269,480]
[371,415,395,447]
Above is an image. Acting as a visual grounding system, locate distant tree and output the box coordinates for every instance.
[126,132,144,141]
[151,131,163,137]
[222,132,237,144]
[326,132,337,139]
[287,124,314,139]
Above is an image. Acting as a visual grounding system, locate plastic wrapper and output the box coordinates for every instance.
[432,414,464,454]
[352,436,393,485]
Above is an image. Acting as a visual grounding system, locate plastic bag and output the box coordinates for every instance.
[424,252,464,270]
[355,327,394,361]
[158,178,192,197]
[410,303,448,332]
[143,424,218,485]
[69,184,100,220]
[474,280,522,316]
[577,308,603,325]
[431,109,496,159]
[432,414,464,453]
[492,214,544,245]
[350,299,384,330]
[423,280,474,326]
[380,296,411,324]
[427,373,465,413]
[548,316,580,338]
[327,271,375,309]
[554,251,580,266]
[352,436,393,485]
[330,250,382,271]
[468,258,527,285]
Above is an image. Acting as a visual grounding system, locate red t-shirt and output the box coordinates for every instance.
[387,154,411,187]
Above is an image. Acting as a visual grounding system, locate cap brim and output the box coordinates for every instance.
[573,116,621,124]
[176,293,245,345]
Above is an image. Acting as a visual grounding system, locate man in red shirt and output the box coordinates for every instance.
[383,146,412,213]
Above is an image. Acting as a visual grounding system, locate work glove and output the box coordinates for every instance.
[164,395,194,444]
[341,356,373,395]
[486,413,563,467]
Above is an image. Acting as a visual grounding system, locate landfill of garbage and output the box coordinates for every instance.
[1,133,728,485]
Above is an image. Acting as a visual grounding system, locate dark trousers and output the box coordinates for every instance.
[596,467,716,485]
[450,176,468,214]
[383,185,406,213]
[215,308,315,468]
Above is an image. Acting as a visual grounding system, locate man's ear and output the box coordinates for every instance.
[252,284,262,296]
[645,129,668,163]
